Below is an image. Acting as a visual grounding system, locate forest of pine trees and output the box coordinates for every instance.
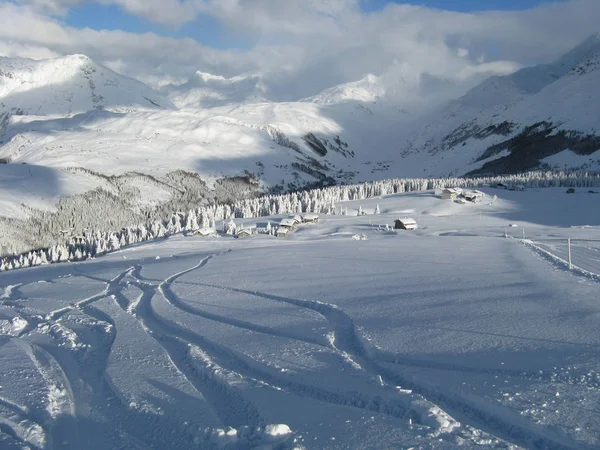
[1,170,600,272]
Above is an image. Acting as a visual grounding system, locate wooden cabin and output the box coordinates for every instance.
[394,218,418,231]
[193,228,217,237]
[302,213,319,223]
[276,227,289,238]
[441,188,461,200]
[236,229,253,238]
[279,218,297,230]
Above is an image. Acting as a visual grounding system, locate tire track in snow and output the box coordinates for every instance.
[197,282,592,450]
[115,272,264,429]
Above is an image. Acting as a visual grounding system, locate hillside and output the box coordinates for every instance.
[398,33,600,177]
[0,54,174,116]
[1,188,600,449]
[0,35,600,248]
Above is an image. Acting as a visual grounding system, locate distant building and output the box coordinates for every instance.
[290,215,303,225]
[276,227,289,238]
[192,228,217,237]
[441,188,461,200]
[463,190,486,202]
[279,218,297,229]
[302,213,319,223]
[236,229,253,238]
[394,218,418,231]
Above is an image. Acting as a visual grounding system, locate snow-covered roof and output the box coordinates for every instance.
[194,227,216,236]
[443,188,462,194]
[303,213,319,220]
[276,227,289,235]
[279,218,297,227]
[397,217,417,225]
[290,215,303,223]
[465,190,485,197]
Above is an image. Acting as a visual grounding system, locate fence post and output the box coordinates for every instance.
[504,226,508,238]
[522,228,525,243]
[568,238,572,270]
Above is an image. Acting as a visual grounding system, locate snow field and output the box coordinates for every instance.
[0,188,599,449]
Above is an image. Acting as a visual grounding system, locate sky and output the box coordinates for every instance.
[0,0,598,102]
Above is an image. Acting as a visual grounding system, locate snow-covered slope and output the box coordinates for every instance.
[302,74,385,105]
[1,34,600,220]
[1,188,600,449]
[0,54,175,116]
[164,71,268,109]
[399,32,600,177]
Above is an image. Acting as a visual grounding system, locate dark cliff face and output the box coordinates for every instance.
[464,122,600,177]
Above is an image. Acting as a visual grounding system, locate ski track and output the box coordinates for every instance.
[378,351,600,390]
[0,417,43,450]
[157,256,328,348]
[192,280,592,450]
[117,269,265,429]
[45,267,132,321]
[2,267,165,449]
[122,258,434,431]
[0,394,46,450]
[1,250,595,449]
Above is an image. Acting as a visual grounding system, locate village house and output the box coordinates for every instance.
[236,229,253,238]
[276,227,289,238]
[441,188,462,200]
[279,218,297,230]
[192,228,217,237]
[302,213,319,223]
[463,190,486,202]
[290,215,303,225]
[394,217,418,231]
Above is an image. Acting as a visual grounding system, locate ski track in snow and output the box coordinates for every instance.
[2,243,598,449]
[114,272,265,429]
[121,254,439,434]
[183,255,596,450]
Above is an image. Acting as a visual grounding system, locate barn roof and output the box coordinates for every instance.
[397,217,417,225]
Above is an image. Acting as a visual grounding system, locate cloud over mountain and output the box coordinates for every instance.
[2,0,599,103]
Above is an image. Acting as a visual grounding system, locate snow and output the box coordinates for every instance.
[2,36,600,221]
[541,149,600,172]
[1,188,599,449]
[0,54,174,116]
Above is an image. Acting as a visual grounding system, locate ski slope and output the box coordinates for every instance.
[1,188,599,449]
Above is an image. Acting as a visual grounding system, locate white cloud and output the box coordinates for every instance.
[2,0,599,104]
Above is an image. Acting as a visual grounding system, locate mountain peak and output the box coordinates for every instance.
[0,54,175,116]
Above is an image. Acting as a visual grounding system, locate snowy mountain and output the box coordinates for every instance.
[302,74,385,105]
[0,54,175,116]
[398,32,600,177]
[164,71,269,109]
[1,34,600,228]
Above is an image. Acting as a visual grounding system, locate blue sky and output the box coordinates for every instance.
[63,0,567,50]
